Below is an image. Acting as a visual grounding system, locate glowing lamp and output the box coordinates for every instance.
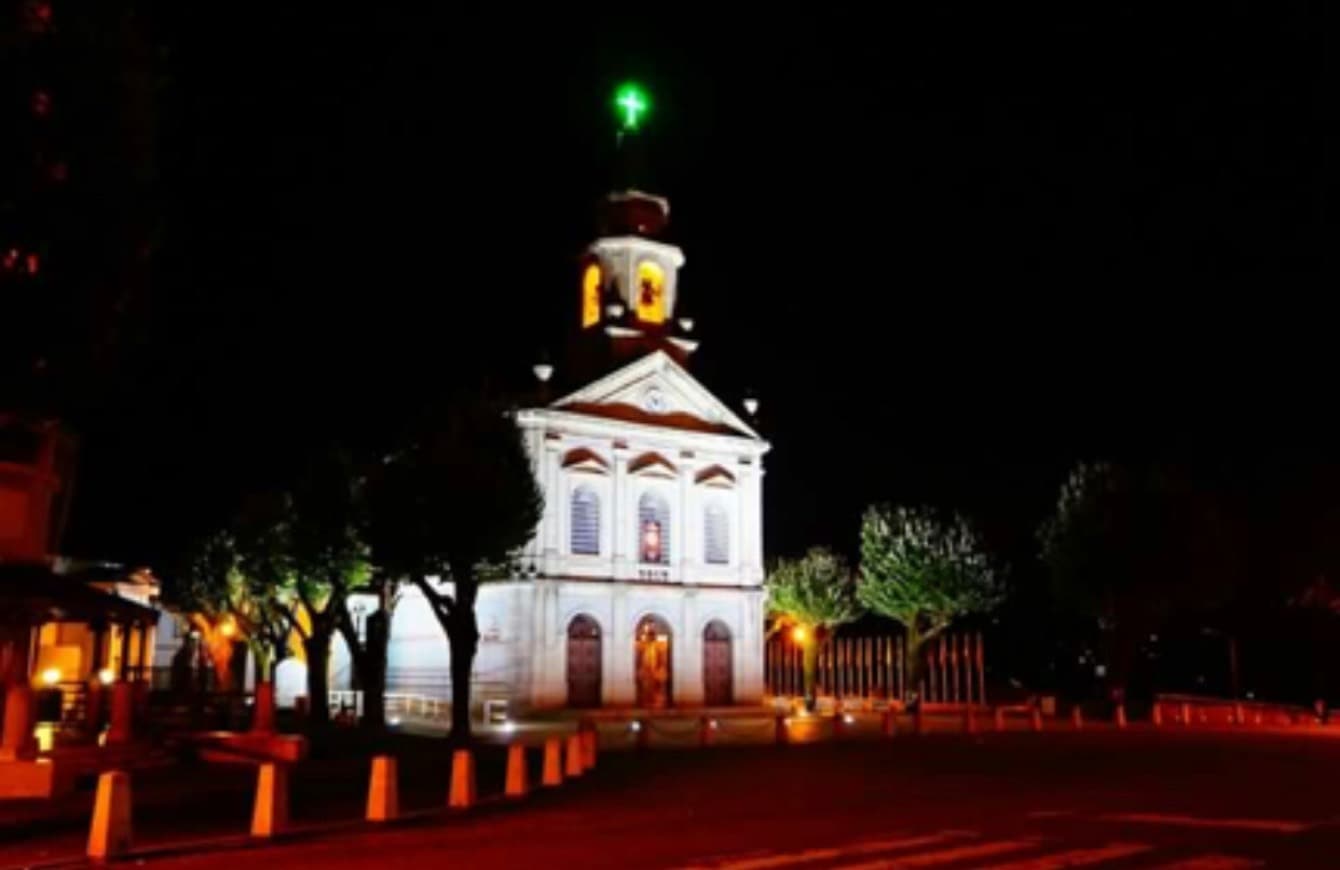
[743,396,760,416]
[606,301,625,320]
[533,363,554,383]
[219,618,237,638]
[791,626,806,644]
[615,83,650,132]
[97,668,115,686]
[40,667,61,686]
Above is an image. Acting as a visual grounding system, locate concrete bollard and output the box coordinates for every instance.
[366,755,399,822]
[581,727,598,770]
[251,763,289,837]
[106,682,135,746]
[881,709,895,738]
[564,733,584,778]
[1030,707,1044,732]
[541,736,563,787]
[963,709,977,734]
[1115,703,1127,729]
[775,714,788,745]
[251,681,277,735]
[505,744,528,799]
[448,749,477,809]
[87,770,132,860]
[1152,704,1164,727]
[1,684,36,760]
[993,707,1006,732]
[1071,706,1084,731]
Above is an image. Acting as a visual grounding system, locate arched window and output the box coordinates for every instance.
[704,502,730,565]
[635,260,666,324]
[638,491,670,564]
[570,486,600,555]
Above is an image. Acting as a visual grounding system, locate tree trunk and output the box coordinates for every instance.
[305,629,332,726]
[446,577,480,746]
[359,607,391,734]
[904,625,924,707]
[801,637,820,711]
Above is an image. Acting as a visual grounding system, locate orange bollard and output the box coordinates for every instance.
[87,770,132,860]
[1030,707,1043,732]
[1,684,36,761]
[1233,703,1245,726]
[1152,703,1164,727]
[505,744,528,799]
[636,719,650,750]
[564,733,584,778]
[366,755,399,821]
[1071,706,1084,731]
[106,682,135,746]
[699,716,713,747]
[448,749,476,809]
[914,708,927,736]
[775,714,788,745]
[1181,702,1192,727]
[581,728,597,770]
[1115,703,1128,729]
[993,707,1006,732]
[251,763,289,837]
[541,736,563,787]
[963,708,977,734]
[832,712,845,740]
[881,709,895,738]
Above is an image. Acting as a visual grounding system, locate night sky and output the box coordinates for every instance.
[45,8,1332,587]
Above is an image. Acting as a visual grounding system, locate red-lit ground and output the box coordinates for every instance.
[7,728,1340,868]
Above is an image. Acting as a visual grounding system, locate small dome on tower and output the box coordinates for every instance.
[598,190,670,238]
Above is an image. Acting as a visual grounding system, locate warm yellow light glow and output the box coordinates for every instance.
[582,263,602,328]
[791,626,807,644]
[219,617,237,638]
[98,668,115,686]
[33,722,55,752]
[40,667,61,686]
[635,260,665,324]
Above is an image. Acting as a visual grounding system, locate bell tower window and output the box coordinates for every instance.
[635,260,666,324]
[581,262,602,329]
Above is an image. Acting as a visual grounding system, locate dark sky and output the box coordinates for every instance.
[58,7,1334,576]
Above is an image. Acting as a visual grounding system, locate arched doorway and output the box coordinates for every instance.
[566,615,602,708]
[702,620,733,706]
[634,614,673,708]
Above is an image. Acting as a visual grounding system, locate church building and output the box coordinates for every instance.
[335,187,771,715]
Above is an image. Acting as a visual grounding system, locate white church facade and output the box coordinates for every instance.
[329,191,770,715]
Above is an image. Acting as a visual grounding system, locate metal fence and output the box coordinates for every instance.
[765,631,986,704]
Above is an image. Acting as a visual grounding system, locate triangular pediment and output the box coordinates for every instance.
[551,351,762,441]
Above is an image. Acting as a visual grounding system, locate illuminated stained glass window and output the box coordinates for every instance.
[638,491,670,564]
[704,502,730,565]
[635,260,665,324]
[581,263,602,329]
[570,486,600,555]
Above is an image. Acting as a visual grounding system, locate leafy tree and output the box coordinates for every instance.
[858,505,1002,702]
[366,397,542,743]
[178,527,295,691]
[765,548,862,709]
[1038,461,1241,699]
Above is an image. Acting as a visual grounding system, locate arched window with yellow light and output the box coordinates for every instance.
[635,260,666,324]
[581,261,602,329]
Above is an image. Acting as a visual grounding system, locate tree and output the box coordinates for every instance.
[1038,461,1241,700]
[283,449,374,729]
[366,397,542,743]
[858,505,1002,703]
[178,526,295,692]
[765,548,862,710]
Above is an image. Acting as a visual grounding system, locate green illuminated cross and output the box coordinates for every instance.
[616,85,649,131]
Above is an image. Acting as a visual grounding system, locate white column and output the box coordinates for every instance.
[679,588,702,705]
[677,457,695,584]
[609,585,634,705]
[611,446,631,580]
[541,441,562,575]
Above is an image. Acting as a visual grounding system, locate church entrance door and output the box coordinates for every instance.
[702,620,733,706]
[566,615,602,708]
[634,615,673,708]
